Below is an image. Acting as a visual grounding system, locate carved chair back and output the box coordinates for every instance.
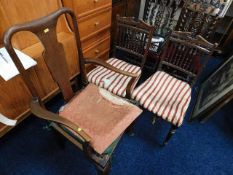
[3,8,85,103]
[159,31,217,86]
[113,15,154,68]
[143,0,183,37]
[175,0,227,40]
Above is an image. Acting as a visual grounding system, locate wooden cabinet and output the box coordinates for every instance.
[62,0,112,65]
[0,0,79,136]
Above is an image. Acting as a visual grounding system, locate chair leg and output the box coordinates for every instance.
[163,125,178,146]
[152,114,158,125]
[96,160,111,175]
[126,120,136,136]
[53,129,66,149]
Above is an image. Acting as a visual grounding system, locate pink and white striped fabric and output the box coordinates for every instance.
[132,71,191,126]
[87,58,141,97]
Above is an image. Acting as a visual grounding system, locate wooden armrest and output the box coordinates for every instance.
[84,58,141,98]
[30,98,91,142]
[84,58,139,78]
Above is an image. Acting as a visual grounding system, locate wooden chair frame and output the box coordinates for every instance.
[3,7,140,175]
[159,31,217,86]
[175,3,220,41]
[113,15,155,70]
[137,31,218,145]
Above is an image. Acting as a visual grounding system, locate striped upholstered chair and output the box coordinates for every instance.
[87,15,154,98]
[132,31,217,145]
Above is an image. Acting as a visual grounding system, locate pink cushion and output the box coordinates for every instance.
[132,71,191,127]
[59,84,142,154]
[87,58,141,97]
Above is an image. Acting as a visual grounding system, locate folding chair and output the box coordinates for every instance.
[4,8,142,175]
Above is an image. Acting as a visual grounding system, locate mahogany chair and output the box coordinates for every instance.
[87,15,154,98]
[3,8,142,175]
[131,31,217,145]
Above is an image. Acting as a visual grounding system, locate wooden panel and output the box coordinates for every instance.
[0,75,32,136]
[85,50,110,73]
[0,0,69,49]
[126,0,141,17]
[111,0,127,50]
[78,8,112,42]
[71,0,111,18]
[82,29,110,50]
[83,35,110,58]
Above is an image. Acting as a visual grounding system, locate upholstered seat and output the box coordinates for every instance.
[59,84,142,154]
[87,58,141,98]
[132,71,191,127]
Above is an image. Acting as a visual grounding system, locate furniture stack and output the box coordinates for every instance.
[63,0,112,70]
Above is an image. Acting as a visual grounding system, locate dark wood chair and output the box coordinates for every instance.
[87,15,154,98]
[175,0,226,41]
[3,8,142,175]
[131,31,217,145]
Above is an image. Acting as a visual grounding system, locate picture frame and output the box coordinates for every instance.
[191,55,233,121]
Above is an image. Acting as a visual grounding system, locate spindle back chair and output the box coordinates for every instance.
[87,15,154,98]
[158,31,217,85]
[132,31,217,145]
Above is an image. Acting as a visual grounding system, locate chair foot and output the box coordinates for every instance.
[53,129,66,149]
[126,121,136,136]
[152,115,158,125]
[163,125,178,146]
[96,161,111,175]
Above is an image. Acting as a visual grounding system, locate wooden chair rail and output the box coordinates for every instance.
[115,46,145,59]
[84,57,139,98]
[116,16,154,31]
[84,58,139,78]
[30,98,91,142]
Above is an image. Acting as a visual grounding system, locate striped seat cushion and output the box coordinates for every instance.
[87,58,141,97]
[132,71,191,126]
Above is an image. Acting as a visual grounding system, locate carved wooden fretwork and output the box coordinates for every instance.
[143,0,182,36]
[176,0,229,40]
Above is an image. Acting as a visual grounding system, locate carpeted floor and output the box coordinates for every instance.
[0,57,233,175]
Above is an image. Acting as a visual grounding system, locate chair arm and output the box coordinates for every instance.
[30,99,91,142]
[84,58,139,78]
[85,58,141,98]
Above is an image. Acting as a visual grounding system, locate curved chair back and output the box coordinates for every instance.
[3,8,85,102]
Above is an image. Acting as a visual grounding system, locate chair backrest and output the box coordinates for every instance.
[175,0,226,40]
[113,15,154,68]
[143,0,183,37]
[3,8,86,102]
[158,31,217,85]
